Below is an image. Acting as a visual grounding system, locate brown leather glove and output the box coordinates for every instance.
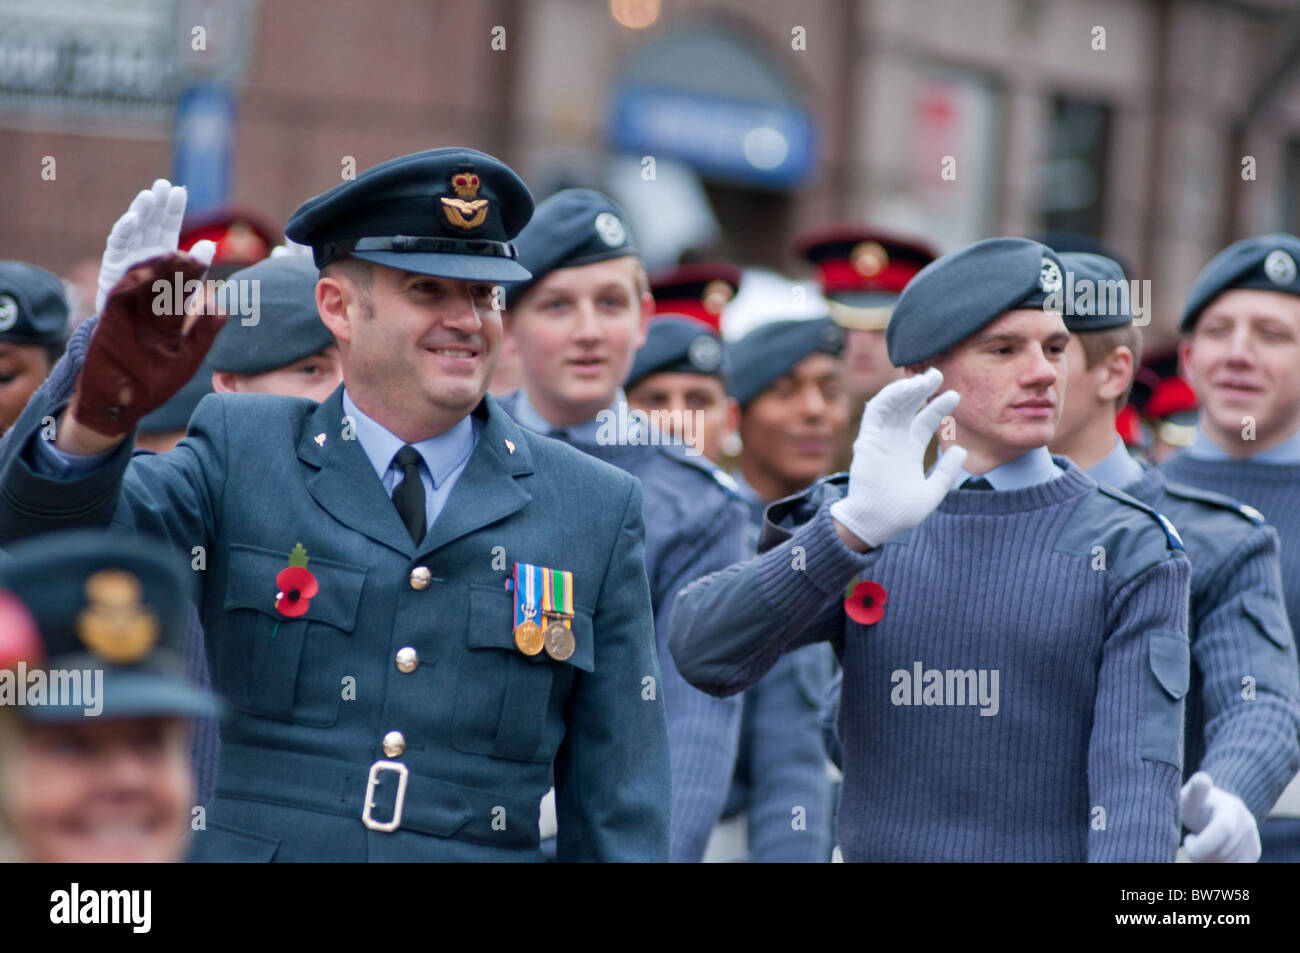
[72,253,225,438]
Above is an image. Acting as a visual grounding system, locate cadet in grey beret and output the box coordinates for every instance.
[0,261,68,435]
[727,317,845,409]
[1057,251,1135,332]
[886,237,1066,367]
[1180,233,1300,333]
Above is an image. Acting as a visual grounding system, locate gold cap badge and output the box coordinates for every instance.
[76,570,159,664]
[442,165,489,230]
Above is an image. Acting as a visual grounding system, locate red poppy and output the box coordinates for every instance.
[844,579,887,625]
[275,566,318,618]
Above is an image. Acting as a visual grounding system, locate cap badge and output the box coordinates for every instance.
[441,165,489,230]
[76,570,159,664]
[701,279,735,316]
[688,334,723,371]
[1039,258,1063,294]
[1264,249,1297,287]
[851,241,889,277]
[594,212,626,248]
[0,295,18,333]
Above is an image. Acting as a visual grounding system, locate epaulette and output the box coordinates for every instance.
[1096,483,1185,551]
[652,443,743,499]
[1161,480,1267,526]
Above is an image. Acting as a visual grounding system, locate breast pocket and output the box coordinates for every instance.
[222,543,367,727]
[451,583,595,763]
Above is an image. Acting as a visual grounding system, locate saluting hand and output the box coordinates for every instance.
[94,179,217,315]
[830,368,967,551]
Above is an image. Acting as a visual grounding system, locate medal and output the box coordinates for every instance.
[541,565,576,661]
[512,564,544,655]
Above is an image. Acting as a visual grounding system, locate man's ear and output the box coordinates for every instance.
[212,370,240,394]
[316,275,353,345]
[1176,336,1193,380]
[1098,346,1135,404]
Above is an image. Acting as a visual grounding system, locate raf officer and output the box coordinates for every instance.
[1162,234,1300,859]
[671,238,1192,861]
[0,262,68,436]
[0,149,670,862]
[498,189,753,862]
[1048,251,1300,863]
[0,529,217,863]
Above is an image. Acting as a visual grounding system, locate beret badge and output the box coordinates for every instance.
[76,570,160,665]
[0,295,16,332]
[441,164,489,230]
[1039,258,1063,295]
[1264,249,1297,287]
[594,212,627,248]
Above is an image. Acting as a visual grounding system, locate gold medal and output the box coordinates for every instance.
[544,620,575,661]
[514,619,544,656]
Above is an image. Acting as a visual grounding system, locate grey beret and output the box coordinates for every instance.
[207,257,335,375]
[886,237,1065,366]
[728,317,844,408]
[506,189,637,307]
[1180,233,1300,332]
[1058,252,1134,332]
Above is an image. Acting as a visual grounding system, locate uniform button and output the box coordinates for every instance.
[409,566,432,590]
[382,731,406,758]
[395,647,419,673]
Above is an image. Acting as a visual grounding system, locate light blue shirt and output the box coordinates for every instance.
[1085,436,1145,491]
[511,388,642,444]
[1186,424,1300,464]
[955,445,1064,491]
[342,390,479,532]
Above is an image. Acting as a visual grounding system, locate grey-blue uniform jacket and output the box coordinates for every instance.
[497,389,754,862]
[0,320,670,862]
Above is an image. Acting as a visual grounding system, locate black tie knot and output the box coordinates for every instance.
[395,445,422,471]
[963,477,994,490]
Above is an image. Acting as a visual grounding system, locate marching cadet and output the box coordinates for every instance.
[624,317,736,465]
[1162,233,1300,860]
[670,238,1193,862]
[0,149,670,862]
[715,317,848,862]
[498,189,753,862]
[795,227,938,472]
[1048,251,1300,863]
[0,262,68,436]
[0,529,216,863]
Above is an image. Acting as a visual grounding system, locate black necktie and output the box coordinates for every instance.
[392,445,426,543]
[963,477,994,490]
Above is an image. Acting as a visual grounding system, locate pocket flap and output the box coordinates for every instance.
[224,543,366,632]
[467,584,595,673]
[1148,631,1190,700]
[1241,591,1295,649]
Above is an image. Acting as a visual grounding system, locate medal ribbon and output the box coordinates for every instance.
[513,562,542,628]
[542,567,574,630]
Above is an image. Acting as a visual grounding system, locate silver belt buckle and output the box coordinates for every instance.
[362,760,410,832]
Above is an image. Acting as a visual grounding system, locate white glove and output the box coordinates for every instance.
[270,237,314,259]
[94,179,216,315]
[1181,771,1260,863]
[829,367,967,548]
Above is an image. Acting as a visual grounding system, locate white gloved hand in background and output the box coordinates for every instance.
[269,237,314,259]
[94,179,216,315]
[830,367,967,549]
[1181,771,1261,863]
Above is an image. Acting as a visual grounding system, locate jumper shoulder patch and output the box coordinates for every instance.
[1162,480,1267,526]
[1096,483,1185,551]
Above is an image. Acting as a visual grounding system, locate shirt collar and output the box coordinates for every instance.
[1186,423,1300,463]
[956,446,1064,491]
[512,388,636,444]
[342,389,476,488]
[1085,436,1145,490]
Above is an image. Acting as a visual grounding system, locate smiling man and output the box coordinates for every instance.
[0,149,670,862]
[670,238,1192,862]
[1162,233,1300,860]
[498,189,753,863]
